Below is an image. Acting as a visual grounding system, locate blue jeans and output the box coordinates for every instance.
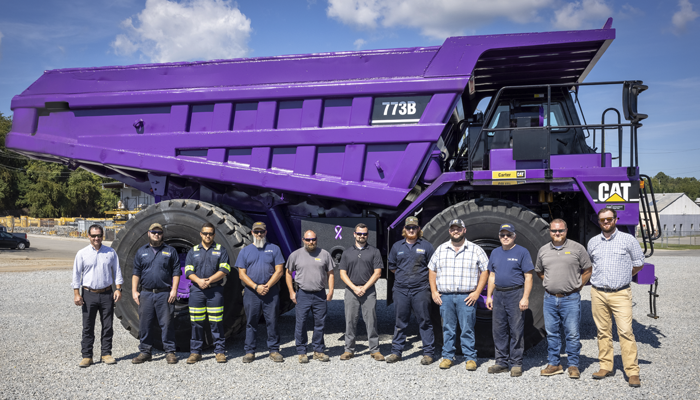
[295,289,327,354]
[243,287,280,354]
[492,288,524,368]
[543,291,581,367]
[439,293,477,361]
[391,287,435,357]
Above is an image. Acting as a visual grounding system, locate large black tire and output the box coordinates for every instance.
[113,199,254,351]
[422,198,549,358]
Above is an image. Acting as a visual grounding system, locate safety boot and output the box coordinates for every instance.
[465,360,477,371]
[165,352,178,364]
[340,352,354,360]
[101,355,116,365]
[420,356,434,365]
[215,353,227,363]
[186,353,202,364]
[269,352,284,362]
[242,353,255,363]
[540,364,564,376]
[79,358,92,368]
[439,359,452,369]
[313,352,330,362]
[131,353,152,364]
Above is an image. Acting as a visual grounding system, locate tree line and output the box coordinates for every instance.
[651,172,700,201]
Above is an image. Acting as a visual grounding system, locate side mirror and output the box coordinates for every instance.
[622,81,648,124]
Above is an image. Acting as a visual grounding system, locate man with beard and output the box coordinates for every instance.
[285,230,335,363]
[486,223,534,377]
[131,223,181,364]
[184,222,231,364]
[428,219,489,371]
[386,216,436,365]
[338,223,384,361]
[587,208,645,388]
[235,221,285,363]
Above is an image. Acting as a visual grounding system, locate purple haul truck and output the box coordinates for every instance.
[6,18,660,354]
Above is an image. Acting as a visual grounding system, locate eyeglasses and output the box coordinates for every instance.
[405,226,419,231]
[303,238,317,242]
[354,232,368,236]
[89,234,103,239]
[149,231,163,235]
[253,230,266,235]
[200,232,215,237]
[599,217,615,223]
[499,233,513,238]
[550,229,566,234]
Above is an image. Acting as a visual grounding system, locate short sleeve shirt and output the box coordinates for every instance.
[388,238,435,291]
[338,244,383,286]
[587,229,645,289]
[133,243,181,290]
[234,243,285,291]
[487,244,534,288]
[286,248,334,292]
[535,239,591,294]
[185,242,230,289]
[428,240,489,293]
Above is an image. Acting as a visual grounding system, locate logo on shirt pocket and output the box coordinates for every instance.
[315,258,322,262]
[416,249,425,254]
[213,251,221,256]
[162,251,170,256]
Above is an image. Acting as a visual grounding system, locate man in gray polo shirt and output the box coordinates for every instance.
[535,218,591,379]
[285,229,335,363]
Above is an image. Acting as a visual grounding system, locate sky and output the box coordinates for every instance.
[0,0,698,178]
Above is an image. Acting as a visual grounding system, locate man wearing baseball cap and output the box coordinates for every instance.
[385,216,436,365]
[428,219,489,371]
[485,223,534,377]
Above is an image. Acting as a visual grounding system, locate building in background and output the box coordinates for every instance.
[101,183,154,211]
[643,193,700,237]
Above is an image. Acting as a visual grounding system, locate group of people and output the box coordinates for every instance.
[71,207,645,387]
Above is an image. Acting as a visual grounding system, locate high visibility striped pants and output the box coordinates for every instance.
[189,285,225,354]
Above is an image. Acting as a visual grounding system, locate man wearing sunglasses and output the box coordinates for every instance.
[535,219,591,379]
[131,223,181,365]
[486,223,534,377]
[386,216,436,365]
[72,224,123,367]
[338,223,384,361]
[285,229,335,363]
[587,208,645,388]
[235,222,285,363]
[184,222,231,364]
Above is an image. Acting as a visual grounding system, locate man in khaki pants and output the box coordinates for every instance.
[587,208,645,388]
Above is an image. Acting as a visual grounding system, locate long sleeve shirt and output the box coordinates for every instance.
[71,244,123,290]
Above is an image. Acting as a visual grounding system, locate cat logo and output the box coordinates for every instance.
[583,181,639,203]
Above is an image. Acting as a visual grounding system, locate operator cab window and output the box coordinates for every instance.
[488,101,567,132]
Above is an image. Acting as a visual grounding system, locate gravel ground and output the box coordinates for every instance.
[0,255,697,399]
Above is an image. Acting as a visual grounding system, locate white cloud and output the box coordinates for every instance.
[111,0,252,63]
[353,38,367,49]
[552,0,612,30]
[672,0,699,33]
[327,0,554,39]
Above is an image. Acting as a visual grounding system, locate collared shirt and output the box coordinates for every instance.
[184,242,230,289]
[487,244,534,287]
[535,239,591,294]
[428,240,488,293]
[588,229,644,289]
[234,242,285,290]
[286,247,334,292]
[338,244,383,286]
[72,244,123,290]
[132,243,181,290]
[388,238,435,291]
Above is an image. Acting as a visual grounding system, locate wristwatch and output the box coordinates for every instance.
[116,288,123,292]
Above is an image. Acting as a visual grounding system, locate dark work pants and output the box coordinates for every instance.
[138,291,176,354]
[295,289,327,354]
[81,289,115,358]
[391,287,435,357]
[243,287,280,354]
[492,288,525,368]
[189,286,225,354]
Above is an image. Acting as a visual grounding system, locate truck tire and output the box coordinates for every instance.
[422,198,549,357]
[113,199,254,351]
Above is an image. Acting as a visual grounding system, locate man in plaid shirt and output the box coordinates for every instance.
[587,207,645,388]
[428,219,489,371]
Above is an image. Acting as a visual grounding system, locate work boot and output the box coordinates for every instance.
[370,352,385,361]
[242,353,255,363]
[269,352,284,362]
[465,360,477,371]
[215,353,227,363]
[385,354,401,363]
[568,366,580,379]
[165,352,178,364]
[487,364,509,374]
[592,369,613,379]
[439,359,453,369]
[131,353,152,364]
[340,352,354,360]
[510,366,523,377]
[186,353,202,364]
[79,358,92,368]
[101,355,116,365]
[298,354,309,364]
[628,375,641,388]
[313,352,330,362]
[420,356,434,365]
[540,364,564,376]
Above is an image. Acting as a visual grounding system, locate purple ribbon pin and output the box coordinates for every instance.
[334,225,342,240]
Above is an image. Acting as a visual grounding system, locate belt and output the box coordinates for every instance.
[592,284,630,293]
[495,285,523,292]
[546,289,579,298]
[142,287,171,293]
[83,286,112,293]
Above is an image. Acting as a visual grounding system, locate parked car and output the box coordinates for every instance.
[0,225,28,240]
[0,231,30,250]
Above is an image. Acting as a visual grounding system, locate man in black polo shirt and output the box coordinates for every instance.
[338,223,385,361]
[131,223,181,364]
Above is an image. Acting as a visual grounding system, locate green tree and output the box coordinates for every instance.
[65,169,119,216]
[18,161,71,217]
[0,112,28,212]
